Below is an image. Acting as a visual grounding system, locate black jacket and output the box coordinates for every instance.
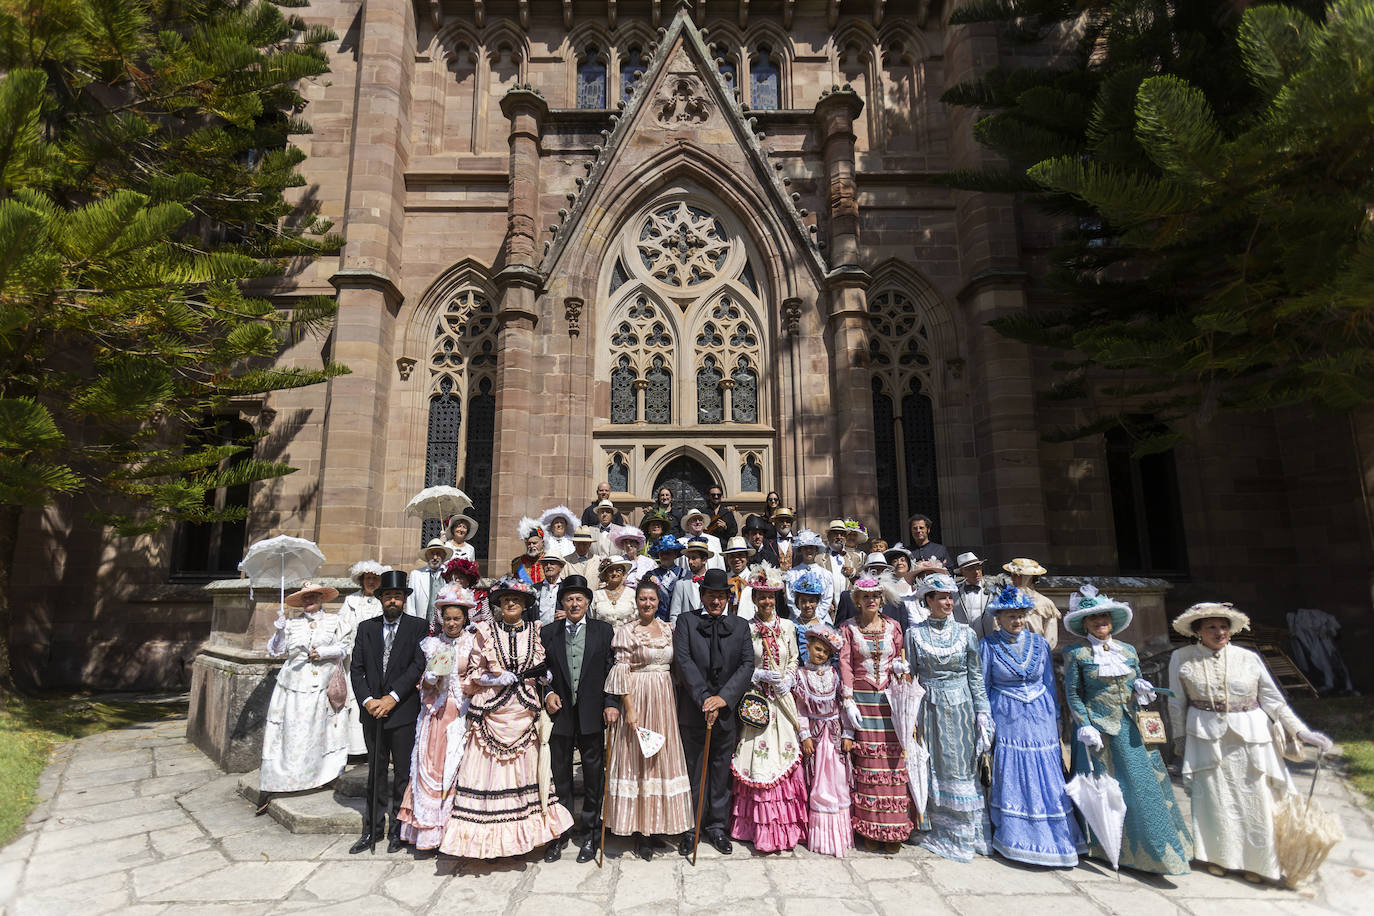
[580,503,625,526]
[672,611,755,730]
[349,613,427,730]
[540,618,621,737]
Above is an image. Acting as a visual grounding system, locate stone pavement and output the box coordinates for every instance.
[3,716,1372,915]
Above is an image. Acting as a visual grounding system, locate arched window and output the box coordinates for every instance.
[645,355,672,424]
[653,455,716,510]
[426,287,498,558]
[610,355,637,423]
[608,452,630,492]
[731,358,758,423]
[620,46,646,100]
[577,45,607,108]
[696,356,724,424]
[607,293,674,424]
[713,42,737,85]
[750,45,780,110]
[693,293,761,425]
[868,289,940,541]
[740,453,762,492]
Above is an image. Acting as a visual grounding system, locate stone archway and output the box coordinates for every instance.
[652,455,717,513]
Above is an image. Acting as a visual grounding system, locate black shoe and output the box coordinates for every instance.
[348,834,375,855]
[387,835,405,854]
[635,834,653,862]
[705,831,733,855]
[576,836,599,864]
[678,832,694,858]
[543,835,568,863]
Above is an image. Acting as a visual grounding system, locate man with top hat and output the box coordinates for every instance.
[953,552,995,638]
[408,538,454,627]
[533,553,570,625]
[349,570,428,853]
[260,581,347,796]
[767,507,797,571]
[1003,557,1062,649]
[742,515,779,567]
[580,481,625,527]
[673,567,755,856]
[643,534,686,619]
[669,536,714,623]
[563,526,600,580]
[678,509,724,570]
[540,574,621,863]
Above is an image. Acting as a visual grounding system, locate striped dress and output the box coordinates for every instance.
[838,617,915,842]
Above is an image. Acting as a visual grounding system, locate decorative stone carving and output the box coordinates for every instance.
[564,296,584,337]
[656,75,712,124]
[782,297,802,335]
[396,356,417,381]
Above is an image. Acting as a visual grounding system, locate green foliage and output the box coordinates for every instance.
[0,0,345,537]
[944,0,1374,452]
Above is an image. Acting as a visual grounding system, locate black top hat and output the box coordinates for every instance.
[375,569,413,597]
[557,574,594,603]
[699,568,732,592]
[742,514,772,534]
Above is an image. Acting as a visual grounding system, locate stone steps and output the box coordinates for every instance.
[236,765,386,835]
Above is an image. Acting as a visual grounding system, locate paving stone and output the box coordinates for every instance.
[378,860,453,908]
[525,849,617,895]
[140,861,319,902]
[864,880,956,916]
[513,895,611,916]
[140,771,219,799]
[33,807,189,854]
[61,763,156,793]
[1080,883,1183,916]
[38,792,180,828]
[1153,868,1283,899]
[612,856,680,908]
[130,850,231,898]
[149,823,213,858]
[681,899,783,916]
[779,898,879,916]
[430,869,524,915]
[23,833,157,885]
[50,781,141,812]
[296,859,391,901]
[681,858,773,900]
[275,895,401,915]
[64,748,153,777]
[924,851,1074,895]
[0,829,38,863]
[217,823,341,862]
[765,857,860,896]
[11,870,129,916]
[947,894,1104,916]
[848,854,921,880]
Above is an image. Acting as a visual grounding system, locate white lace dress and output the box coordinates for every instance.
[339,593,381,754]
[260,610,350,791]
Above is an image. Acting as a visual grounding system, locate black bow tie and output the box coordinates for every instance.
[697,614,730,685]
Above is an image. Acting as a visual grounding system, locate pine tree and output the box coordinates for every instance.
[0,0,345,690]
[943,0,1373,454]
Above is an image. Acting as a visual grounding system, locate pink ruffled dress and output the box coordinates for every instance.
[397,629,475,849]
[793,661,854,857]
[730,615,808,852]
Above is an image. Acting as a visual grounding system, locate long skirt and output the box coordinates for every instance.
[803,718,853,857]
[397,694,466,849]
[1070,719,1192,875]
[260,674,348,792]
[439,703,573,859]
[731,765,808,852]
[919,695,991,862]
[987,691,1081,866]
[1187,733,1289,880]
[603,669,693,837]
[850,687,915,842]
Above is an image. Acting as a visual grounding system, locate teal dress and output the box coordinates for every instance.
[1063,641,1192,875]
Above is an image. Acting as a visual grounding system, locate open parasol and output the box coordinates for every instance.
[238,535,327,615]
[885,676,930,815]
[1065,759,1126,871]
[1275,753,1345,887]
[405,486,473,522]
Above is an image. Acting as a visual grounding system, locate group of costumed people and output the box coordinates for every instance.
[256,503,1335,885]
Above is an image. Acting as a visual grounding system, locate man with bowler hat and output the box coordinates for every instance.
[540,574,621,863]
[349,569,427,853]
[673,567,755,856]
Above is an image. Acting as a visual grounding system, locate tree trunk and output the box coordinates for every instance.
[0,503,21,701]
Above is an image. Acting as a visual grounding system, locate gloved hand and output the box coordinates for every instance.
[841,699,863,732]
[477,670,518,687]
[1076,725,1104,751]
[975,712,994,754]
[891,657,911,678]
[752,669,783,686]
[273,614,287,629]
[423,671,438,685]
[1298,730,1334,753]
[539,671,554,686]
[1132,678,1157,707]
[778,671,796,693]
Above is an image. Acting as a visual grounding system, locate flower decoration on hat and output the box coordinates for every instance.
[793,570,826,596]
[435,585,477,609]
[1171,601,1251,638]
[649,534,686,557]
[1064,582,1133,637]
[805,623,845,655]
[348,559,390,583]
[987,584,1034,612]
[744,563,785,592]
[794,529,825,549]
[613,524,647,547]
[916,573,958,599]
[852,575,884,594]
[442,557,481,584]
[489,576,536,603]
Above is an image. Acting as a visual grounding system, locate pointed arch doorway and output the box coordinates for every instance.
[652,455,716,513]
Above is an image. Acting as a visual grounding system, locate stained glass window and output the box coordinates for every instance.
[715,45,737,85]
[620,47,646,99]
[872,378,900,544]
[463,377,495,560]
[611,355,637,424]
[901,378,940,539]
[645,356,671,424]
[731,360,757,423]
[608,453,629,492]
[697,357,723,424]
[741,454,762,492]
[577,46,607,108]
[750,46,780,110]
[423,376,462,544]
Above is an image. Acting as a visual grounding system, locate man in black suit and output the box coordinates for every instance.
[348,569,427,854]
[540,574,621,863]
[673,568,754,856]
[579,481,625,527]
[742,514,779,568]
[701,484,738,541]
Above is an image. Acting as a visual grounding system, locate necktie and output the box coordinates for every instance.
[567,621,581,639]
[383,621,395,671]
[697,613,728,688]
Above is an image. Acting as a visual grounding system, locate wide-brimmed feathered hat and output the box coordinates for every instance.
[434,585,477,609]
[539,505,579,532]
[744,563,785,592]
[612,524,647,548]
[792,570,826,596]
[517,516,545,541]
[1003,557,1047,577]
[650,534,686,557]
[284,581,339,607]
[794,529,825,550]
[987,585,1034,613]
[488,576,536,606]
[804,623,845,655]
[1172,601,1251,638]
[916,573,958,600]
[1064,583,1132,637]
[348,560,390,585]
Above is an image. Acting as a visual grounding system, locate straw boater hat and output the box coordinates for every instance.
[987,585,1034,613]
[595,498,617,513]
[434,585,477,609]
[488,576,536,606]
[418,538,455,563]
[1172,601,1251,638]
[744,563,785,592]
[1064,583,1133,637]
[348,560,390,585]
[539,505,579,531]
[770,506,795,522]
[916,573,958,601]
[598,556,634,577]
[723,536,751,555]
[538,553,567,567]
[572,526,597,544]
[284,581,339,607]
[517,516,546,541]
[683,535,716,557]
[446,512,480,537]
[680,508,709,527]
[825,519,848,535]
[1003,557,1047,577]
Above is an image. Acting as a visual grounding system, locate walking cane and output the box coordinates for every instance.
[691,711,715,867]
[598,722,614,868]
[367,716,382,855]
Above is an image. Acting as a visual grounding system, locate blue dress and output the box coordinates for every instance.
[906,616,991,862]
[981,631,1082,867]
[1064,641,1192,875]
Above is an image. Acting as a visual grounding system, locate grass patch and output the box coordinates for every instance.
[0,692,188,847]
[1292,695,1374,809]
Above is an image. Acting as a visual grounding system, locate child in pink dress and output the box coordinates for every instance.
[792,625,854,857]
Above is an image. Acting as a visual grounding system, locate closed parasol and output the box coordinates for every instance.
[535,708,554,812]
[885,676,930,815]
[1275,753,1345,888]
[1065,756,1126,871]
[405,486,473,522]
[238,535,327,616]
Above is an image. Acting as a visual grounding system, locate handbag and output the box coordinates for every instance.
[977,750,993,788]
[326,658,348,712]
[1272,719,1306,763]
[736,691,771,729]
[1137,710,1168,745]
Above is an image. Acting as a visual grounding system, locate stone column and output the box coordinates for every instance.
[815,88,878,525]
[946,21,1050,560]
[489,88,548,570]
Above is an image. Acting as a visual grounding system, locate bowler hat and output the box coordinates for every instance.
[557,575,594,603]
[699,568,731,592]
[375,569,413,597]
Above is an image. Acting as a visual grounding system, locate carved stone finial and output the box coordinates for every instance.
[564,297,584,338]
[396,357,417,381]
[782,297,802,335]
